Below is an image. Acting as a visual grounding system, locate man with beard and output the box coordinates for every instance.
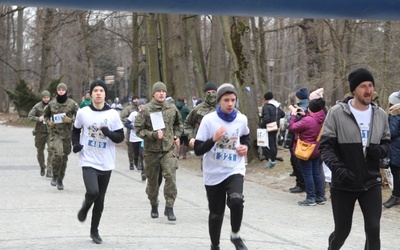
[44,83,78,190]
[320,68,390,250]
[28,90,53,177]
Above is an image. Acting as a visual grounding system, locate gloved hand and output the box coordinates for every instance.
[100,127,111,137]
[73,144,83,153]
[47,121,55,129]
[62,116,73,123]
[335,168,356,185]
[366,145,383,161]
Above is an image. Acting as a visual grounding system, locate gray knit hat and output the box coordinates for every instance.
[389,91,400,105]
[216,83,237,102]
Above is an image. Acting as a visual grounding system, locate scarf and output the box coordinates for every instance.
[56,93,68,103]
[216,106,237,122]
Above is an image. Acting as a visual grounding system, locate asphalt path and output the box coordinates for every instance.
[0,123,400,249]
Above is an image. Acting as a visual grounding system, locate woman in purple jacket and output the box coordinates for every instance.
[289,98,326,206]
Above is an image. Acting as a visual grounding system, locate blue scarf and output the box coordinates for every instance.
[216,106,237,122]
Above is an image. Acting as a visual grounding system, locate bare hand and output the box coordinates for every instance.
[213,126,227,142]
[189,138,195,148]
[236,144,248,157]
[157,130,164,139]
[174,138,180,146]
[39,115,44,122]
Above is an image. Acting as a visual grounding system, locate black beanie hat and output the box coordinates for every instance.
[90,80,108,97]
[348,68,375,93]
[308,98,326,113]
[204,81,218,93]
[264,92,273,100]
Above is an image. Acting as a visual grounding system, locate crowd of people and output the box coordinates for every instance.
[27,67,400,249]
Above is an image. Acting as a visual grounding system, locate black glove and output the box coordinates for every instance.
[73,144,83,153]
[366,145,382,161]
[335,168,356,186]
[100,127,111,137]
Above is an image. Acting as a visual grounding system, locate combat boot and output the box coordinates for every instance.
[40,165,46,176]
[46,170,52,178]
[164,207,176,221]
[129,163,134,170]
[151,205,159,218]
[57,179,64,190]
[51,175,58,186]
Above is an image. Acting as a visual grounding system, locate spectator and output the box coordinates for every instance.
[260,92,285,168]
[111,97,123,114]
[79,90,92,108]
[289,98,326,206]
[383,91,400,208]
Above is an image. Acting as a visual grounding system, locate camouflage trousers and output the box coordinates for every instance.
[49,136,71,181]
[144,150,178,207]
[34,132,53,171]
[125,130,135,163]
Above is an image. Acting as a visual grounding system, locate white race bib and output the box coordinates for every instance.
[214,148,238,168]
[53,113,66,124]
[87,138,108,152]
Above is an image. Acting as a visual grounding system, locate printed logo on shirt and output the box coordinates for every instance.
[86,122,108,152]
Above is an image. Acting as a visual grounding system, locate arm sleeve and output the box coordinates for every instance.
[72,126,82,146]
[107,128,125,143]
[240,133,251,149]
[194,138,216,156]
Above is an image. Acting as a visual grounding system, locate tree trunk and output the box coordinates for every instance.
[78,11,94,88]
[145,13,160,99]
[39,8,54,91]
[130,12,139,96]
[220,16,259,162]
[16,7,23,84]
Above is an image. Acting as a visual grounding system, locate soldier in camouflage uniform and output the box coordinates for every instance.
[184,82,218,148]
[120,95,139,170]
[44,83,78,190]
[134,82,182,221]
[28,90,53,177]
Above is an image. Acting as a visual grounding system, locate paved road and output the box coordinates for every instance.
[0,123,400,249]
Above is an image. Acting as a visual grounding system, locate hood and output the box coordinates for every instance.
[175,100,184,109]
[389,103,400,116]
[268,99,280,108]
[310,110,326,124]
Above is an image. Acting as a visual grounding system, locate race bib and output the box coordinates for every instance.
[214,148,238,168]
[360,124,369,147]
[53,113,66,124]
[87,138,108,152]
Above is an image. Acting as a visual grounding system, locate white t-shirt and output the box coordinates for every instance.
[127,111,143,143]
[349,101,372,154]
[74,106,123,171]
[196,111,250,185]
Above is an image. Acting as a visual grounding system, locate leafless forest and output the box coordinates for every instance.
[1,6,399,160]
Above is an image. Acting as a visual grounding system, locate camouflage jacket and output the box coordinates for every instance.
[184,101,216,140]
[134,98,182,153]
[120,104,138,121]
[28,101,49,134]
[43,98,78,139]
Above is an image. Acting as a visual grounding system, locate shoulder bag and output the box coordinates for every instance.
[295,127,323,161]
[266,106,279,132]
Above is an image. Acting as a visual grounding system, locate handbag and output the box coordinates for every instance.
[266,106,279,132]
[295,127,323,161]
[266,121,278,132]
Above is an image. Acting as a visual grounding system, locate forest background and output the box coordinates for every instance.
[0,5,398,161]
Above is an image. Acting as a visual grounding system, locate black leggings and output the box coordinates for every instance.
[82,167,112,233]
[390,165,400,197]
[205,174,245,247]
[328,185,381,250]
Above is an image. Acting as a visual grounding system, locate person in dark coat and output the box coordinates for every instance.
[260,92,285,168]
[383,91,400,208]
